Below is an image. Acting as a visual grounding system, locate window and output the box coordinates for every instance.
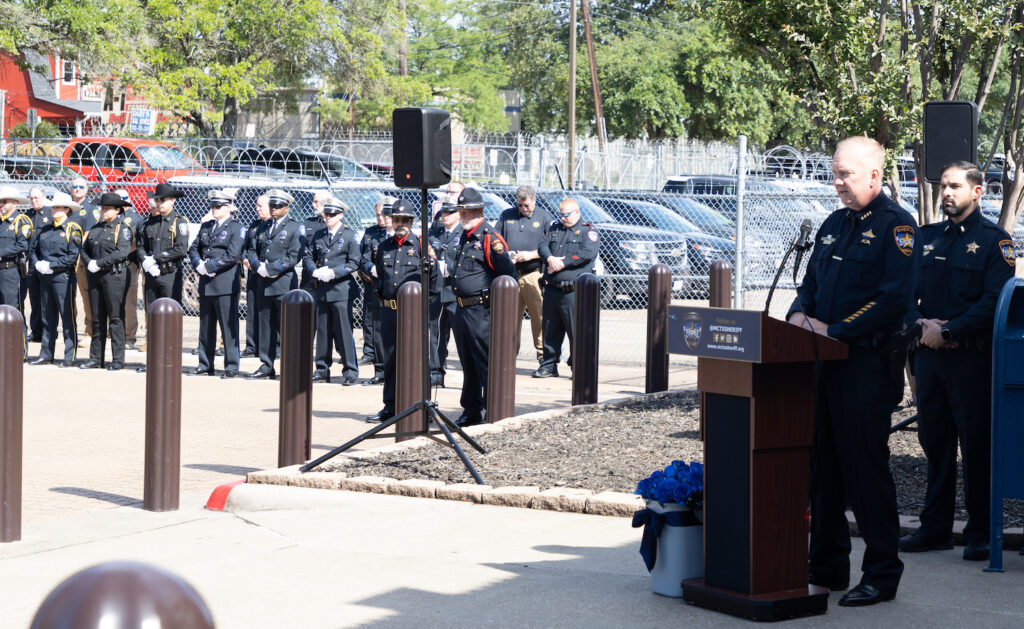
[62,60,75,84]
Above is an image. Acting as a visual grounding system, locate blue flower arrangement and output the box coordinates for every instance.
[635,460,704,511]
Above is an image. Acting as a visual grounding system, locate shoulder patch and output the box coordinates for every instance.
[178,222,188,236]
[894,225,914,256]
[240,226,247,239]
[999,239,1017,267]
[588,230,599,242]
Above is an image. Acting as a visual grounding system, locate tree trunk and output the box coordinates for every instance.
[221,95,239,139]
[913,140,941,225]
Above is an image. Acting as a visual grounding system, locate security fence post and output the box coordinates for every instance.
[734,134,747,309]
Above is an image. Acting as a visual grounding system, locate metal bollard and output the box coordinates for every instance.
[0,305,23,542]
[709,259,733,308]
[279,289,314,467]
[645,264,671,394]
[487,275,518,423]
[572,273,600,406]
[144,298,182,512]
[30,561,214,629]
[396,281,424,440]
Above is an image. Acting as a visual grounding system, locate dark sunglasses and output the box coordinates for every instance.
[268,201,287,209]
[209,202,227,209]
[72,185,87,189]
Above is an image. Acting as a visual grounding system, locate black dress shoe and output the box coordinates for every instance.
[29,357,52,365]
[190,348,199,355]
[240,348,256,358]
[106,362,123,371]
[125,342,136,351]
[367,408,394,423]
[59,360,74,368]
[363,374,384,385]
[455,412,484,427]
[531,368,558,378]
[221,370,239,379]
[430,374,445,387]
[898,529,953,552]
[28,335,42,343]
[342,376,359,386]
[963,541,990,561]
[79,360,103,369]
[312,371,331,383]
[136,366,147,374]
[838,583,896,607]
[358,355,374,365]
[249,368,275,379]
[215,347,225,356]
[808,573,849,591]
[188,367,214,376]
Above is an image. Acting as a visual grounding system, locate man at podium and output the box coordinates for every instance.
[787,137,919,607]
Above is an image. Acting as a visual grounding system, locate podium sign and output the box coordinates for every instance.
[668,307,762,361]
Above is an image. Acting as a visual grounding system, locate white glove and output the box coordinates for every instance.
[147,264,161,277]
[438,259,448,278]
[195,260,208,276]
[87,260,100,274]
[313,267,336,281]
[141,256,155,273]
[35,260,52,274]
[257,262,270,278]
[370,264,378,278]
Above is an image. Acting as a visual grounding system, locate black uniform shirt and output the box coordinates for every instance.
[137,209,189,264]
[495,208,548,274]
[373,234,437,300]
[189,217,247,296]
[0,210,33,260]
[429,222,463,303]
[81,218,132,269]
[908,208,1015,340]
[537,219,600,284]
[360,224,390,282]
[31,216,83,269]
[452,221,515,297]
[788,192,918,342]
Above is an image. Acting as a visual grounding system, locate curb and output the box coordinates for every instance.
[205,480,246,511]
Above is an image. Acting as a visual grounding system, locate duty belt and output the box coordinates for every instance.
[0,260,16,270]
[50,265,74,274]
[456,294,488,308]
[157,260,180,274]
[379,297,399,310]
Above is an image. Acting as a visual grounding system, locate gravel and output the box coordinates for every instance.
[317,390,1023,527]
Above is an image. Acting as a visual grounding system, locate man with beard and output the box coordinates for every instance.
[899,161,1014,562]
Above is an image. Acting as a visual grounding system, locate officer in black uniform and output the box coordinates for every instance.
[496,185,548,363]
[0,186,33,353]
[787,137,917,607]
[304,197,362,385]
[299,190,330,291]
[113,188,142,351]
[69,177,98,347]
[80,193,133,370]
[360,197,395,385]
[29,191,81,367]
[533,197,599,378]
[188,188,246,377]
[22,186,50,341]
[451,188,516,426]
[246,189,306,379]
[898,161,1015,561]
[365,199,437,422]
[242,194,271,357]
[427,202,462,387]
[138,182,190,308]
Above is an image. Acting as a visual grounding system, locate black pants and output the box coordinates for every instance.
[244,271,258,353]
[427,298,443,376]
[433,300,456,376]
[20,272,41,338]
[380,305,398,412]
[0,267,26,353]
[539,286,574,372]
[809,346,904,590]
[914,348,992,543]
[38,271,76,362]
[453,303,490,417]
[361,279,378,362]
[367,291,384,377]
[257,290,285,373]
[143,265,183,310]
[88,268,128,365]
[315,298,358,379]
[198,293,239,373]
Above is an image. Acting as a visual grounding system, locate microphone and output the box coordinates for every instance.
[792,219,813,284]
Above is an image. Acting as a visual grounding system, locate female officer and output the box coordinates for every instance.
[79,193,132,370]
[29,191,83,366]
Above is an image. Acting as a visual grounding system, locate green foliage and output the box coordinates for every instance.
[8,120,60,138]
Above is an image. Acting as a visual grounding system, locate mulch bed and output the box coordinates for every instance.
[316,390,1024,527]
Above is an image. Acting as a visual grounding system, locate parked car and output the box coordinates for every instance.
[0,155,79,181]
[231,147,380,181]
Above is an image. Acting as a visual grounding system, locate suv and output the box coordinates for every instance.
[230,147,380,181]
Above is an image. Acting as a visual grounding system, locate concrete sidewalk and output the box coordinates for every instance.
[2,484,1023,628]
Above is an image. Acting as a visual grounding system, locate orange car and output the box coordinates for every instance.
[62,137,210,210]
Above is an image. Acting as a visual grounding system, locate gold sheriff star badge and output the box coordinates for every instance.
[966,241,980,254]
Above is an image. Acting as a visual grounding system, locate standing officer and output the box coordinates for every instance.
[188,188,246,377]
[22,186,50,342]
[360,196,395,385]
[450,188,516,426]
[80,193,133,370]
[365,199,436,422]
[68,177,98,346]
[29,191,82,367]
[0,186,33,351]
[304,198,361,385]
[300,190,331,291]
[113,188,142,351]
[246,189,305,379]
[496,185,547,363]
[899,161,1015,561]
[242,194,271,358]
[787,137,917,607]
[427,202,462,387]
[533,198,599,378]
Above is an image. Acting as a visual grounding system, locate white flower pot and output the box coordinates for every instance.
[647,500,703,597]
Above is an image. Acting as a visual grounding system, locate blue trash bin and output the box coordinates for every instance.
[986,277,1024,572]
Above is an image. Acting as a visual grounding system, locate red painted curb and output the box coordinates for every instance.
[205,480,246,511]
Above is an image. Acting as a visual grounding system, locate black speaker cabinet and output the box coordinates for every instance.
[923,100,978,183]
[393,107,452,188]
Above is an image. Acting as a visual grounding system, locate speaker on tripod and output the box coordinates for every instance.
[922,100,978,183]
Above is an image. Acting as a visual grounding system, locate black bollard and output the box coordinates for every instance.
[144,298,182,512]
[396,281,424,440]
[279,289,314,467]
[30,561,214,629]
[709,259,733,308]
[487,275,518,423]
[645,264,671,394]
[572,273,600,406]
[0,305,22,542]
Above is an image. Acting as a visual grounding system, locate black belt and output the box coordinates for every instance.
[157,261,180,274]
[0,260,15,270]
[50,265,73,274]
[456,294,488,308]
[543,278,575,293]
[379,297,398,310]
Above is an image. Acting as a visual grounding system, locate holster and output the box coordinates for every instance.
[16,254,28,279]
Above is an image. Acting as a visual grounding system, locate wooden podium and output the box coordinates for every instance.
[667,307,847,621]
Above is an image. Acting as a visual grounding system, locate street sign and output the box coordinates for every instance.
[26,109,38,134]
[129,109,157,135]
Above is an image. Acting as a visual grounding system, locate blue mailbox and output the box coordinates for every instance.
[987,277,1024,572]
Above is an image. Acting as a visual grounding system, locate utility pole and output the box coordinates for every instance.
[567,0,577,189]
[580,0,605,154]
[398,0,408,76]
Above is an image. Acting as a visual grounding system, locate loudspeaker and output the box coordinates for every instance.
[923,100,978,183]
[393,107,452,188]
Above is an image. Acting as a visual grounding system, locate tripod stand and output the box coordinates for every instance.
[299,188,489,483]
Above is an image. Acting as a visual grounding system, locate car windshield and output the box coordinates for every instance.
[136,145,202,170]
[660,197,734,227]
[332,189,385,229]
[538,193,614,223]
[624,201,701,232]
[323,156,378,179]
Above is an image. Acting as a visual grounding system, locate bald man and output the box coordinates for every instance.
[786,137,918,606]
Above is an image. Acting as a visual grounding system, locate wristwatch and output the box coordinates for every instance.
[940,327,952,342]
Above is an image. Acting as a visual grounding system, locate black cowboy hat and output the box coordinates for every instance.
[97,192,132,207]
[147,182,184,199]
